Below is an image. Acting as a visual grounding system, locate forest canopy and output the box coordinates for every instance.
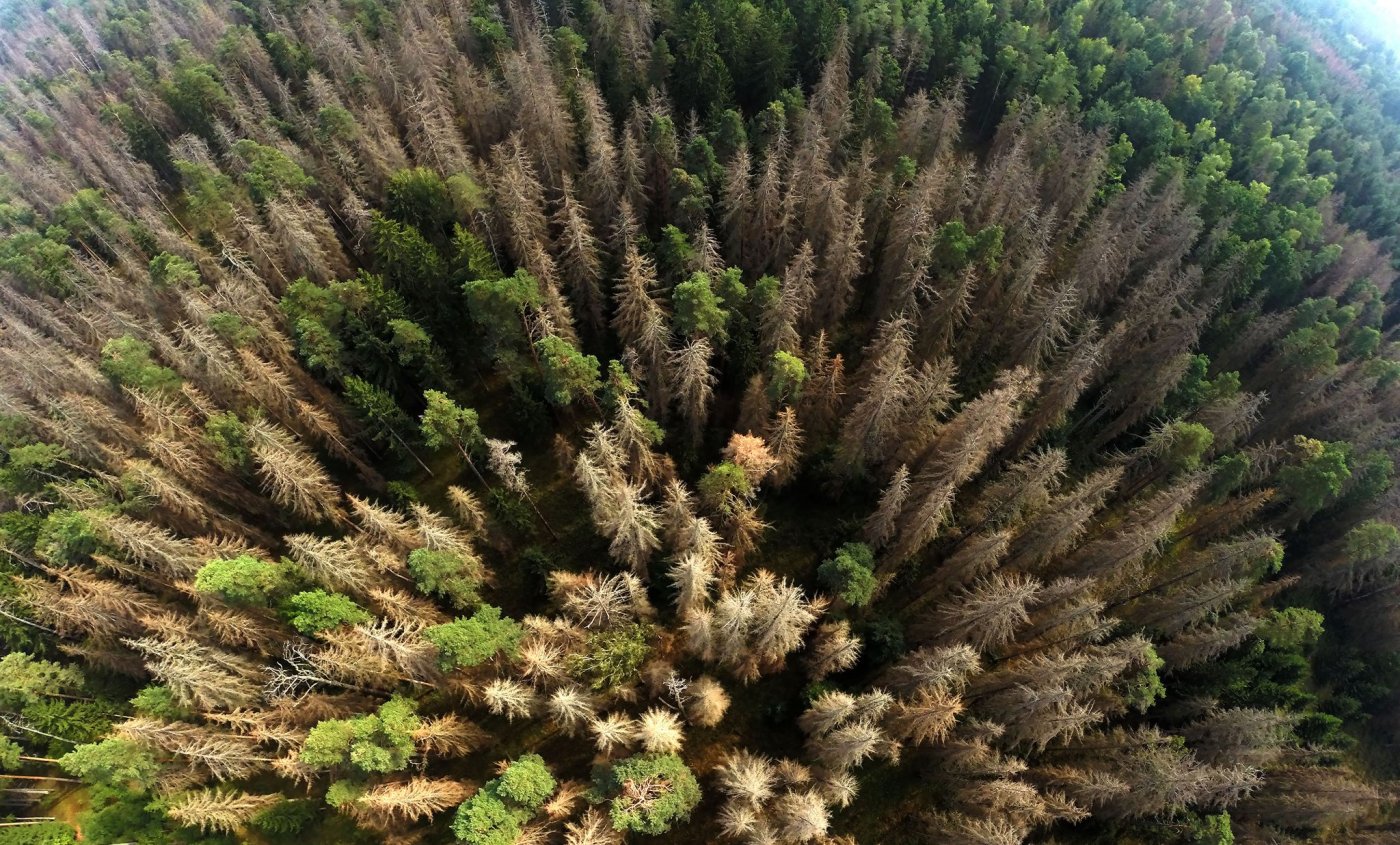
[1,0,1400,842]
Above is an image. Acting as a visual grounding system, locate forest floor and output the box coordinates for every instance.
[42,785,87,840]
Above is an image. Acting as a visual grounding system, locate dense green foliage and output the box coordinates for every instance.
[407,547,482,609]
[424,606,524,670]
[299,698,421,773]
[495,754,557,809]
[59,739,161,790]
[570,624,653,691]
[817,542,878,606]
[281,590,372,634]
[591,753,702,834]
[452,756,557,844]
[99,336,182,394]
[193,555,294,606]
